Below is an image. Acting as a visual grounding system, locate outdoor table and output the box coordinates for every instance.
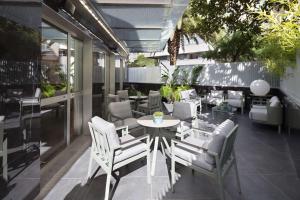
[137,115,180,176]
[129,95,148,109]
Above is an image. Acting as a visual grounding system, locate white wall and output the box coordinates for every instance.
[126,62,280,88]
[280,53,300,105]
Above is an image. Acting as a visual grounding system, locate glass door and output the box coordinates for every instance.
[40,21,68,165]
[69,37,83,142]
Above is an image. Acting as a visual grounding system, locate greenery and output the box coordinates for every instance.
[191,65,203,84]
[254,0,300,76]
[128,54,158,67]
[41,82,56,98]
[160,65,191,102]
[153,111,163,117]
[185,0,272,62]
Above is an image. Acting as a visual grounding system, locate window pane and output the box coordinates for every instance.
[70,37,83,93]
[41,22,68,98]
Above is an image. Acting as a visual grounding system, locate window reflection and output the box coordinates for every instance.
[41,22,68,98]
[70,37,83,93]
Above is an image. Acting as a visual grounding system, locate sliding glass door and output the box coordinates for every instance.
[40,22,83,165]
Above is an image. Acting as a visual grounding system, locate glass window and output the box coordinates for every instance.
[70,37,83,93]
[41,21,68,98]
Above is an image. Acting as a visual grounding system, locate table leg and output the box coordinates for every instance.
[162,137,170,154]
[151,136,159,176]
[160,141,166,158]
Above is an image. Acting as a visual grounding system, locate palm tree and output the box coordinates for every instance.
[167,8,199,65]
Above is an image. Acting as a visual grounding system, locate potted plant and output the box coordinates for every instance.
[153,111,164,124]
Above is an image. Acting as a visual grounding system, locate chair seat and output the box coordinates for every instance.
[167,121,191,133]
[138,103,148,109]
[249,108,268,121]
[21,98,39,105]
[115,118,140,130]
[183,135,211,149]
[115,135,147,163]
[173,144,214,171]
[206,98,223,105]
[140,100,148,104]
[226,99,242,108]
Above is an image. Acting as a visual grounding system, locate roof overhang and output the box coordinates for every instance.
[92,0,190,52]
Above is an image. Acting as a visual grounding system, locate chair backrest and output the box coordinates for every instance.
[219,125,239,167]
[210,90,223,98]
[108,101,133,120]
[180,90,190,100]
[173,101,193,121]
[107,94,120,104]
[227,90,243,99]
[117,90,129,101]
[149,90,160,95]
[148,93,161,109]
[89,117,121,163]
[205,120,236,165]
[188,89,197,99]
[35,88,41,98]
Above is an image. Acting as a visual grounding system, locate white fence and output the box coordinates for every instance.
[126,62,280,88]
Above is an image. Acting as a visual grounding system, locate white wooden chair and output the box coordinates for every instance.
[87,116,151,200]
[0,118,8,181]
[171,124,241,200]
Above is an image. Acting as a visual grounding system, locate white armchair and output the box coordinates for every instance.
[180,89,202,115]
[204,90,224,106]
[225,90,245,114]
[87,116,151,200]
[249,96,283,133]
[171,123,241,200]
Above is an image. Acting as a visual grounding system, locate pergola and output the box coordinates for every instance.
[91,0,190,52]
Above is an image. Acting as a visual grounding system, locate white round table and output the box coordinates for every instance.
[137,115,180,176]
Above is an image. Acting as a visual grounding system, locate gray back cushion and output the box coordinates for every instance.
[91,116,121,150]
[213,119,234,135]
[205,134,226,164]
[173,102,192,121]
[109,101,132,119]
[206,119,234,164]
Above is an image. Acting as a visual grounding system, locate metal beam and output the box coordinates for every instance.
[94,0,171,6]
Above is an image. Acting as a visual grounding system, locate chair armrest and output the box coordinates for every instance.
[190,128,213,136]
[171,138,207,153]
[132,110,146,116]
[116,125,129,136]
[120,134,150,148]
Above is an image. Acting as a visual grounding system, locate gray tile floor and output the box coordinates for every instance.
[44,113,300,200]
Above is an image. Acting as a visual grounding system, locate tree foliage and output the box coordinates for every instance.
[186,0,269,62]
[254,0,300,76]
[128,54,157,67]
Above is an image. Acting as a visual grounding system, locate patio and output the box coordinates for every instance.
[44,110,300,200]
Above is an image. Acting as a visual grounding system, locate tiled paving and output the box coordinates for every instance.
[44,113,300,200]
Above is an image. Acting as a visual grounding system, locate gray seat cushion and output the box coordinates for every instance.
[174,144,214,171]
[227,99,242,107]
[138,103,148,109]
[115,118,140,130]
[114,134,147,163]
[249,108,268,121]
[184,134,210,149]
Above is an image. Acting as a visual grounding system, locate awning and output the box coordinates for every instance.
[92,0,190,52]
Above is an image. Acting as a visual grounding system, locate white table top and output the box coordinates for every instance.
[137,115,180,128]
[129,95,148,100]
